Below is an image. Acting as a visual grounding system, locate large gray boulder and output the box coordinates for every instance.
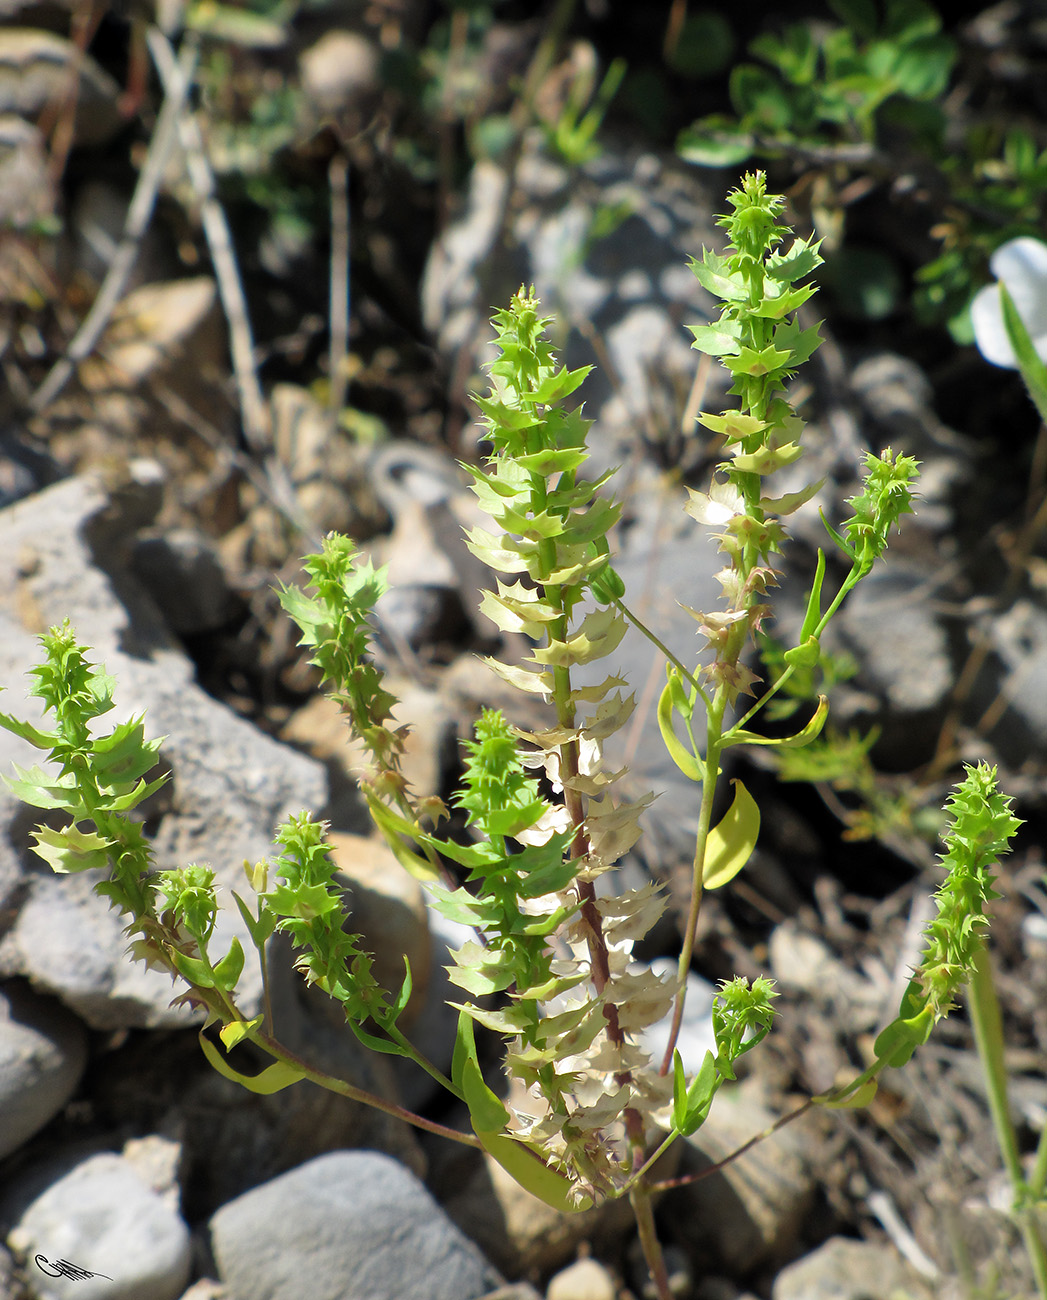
[0,472,327,1029]
[210,1150,501,1300]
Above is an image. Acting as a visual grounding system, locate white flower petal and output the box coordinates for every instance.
[971,283,1015,368]
[974,237,1047,369]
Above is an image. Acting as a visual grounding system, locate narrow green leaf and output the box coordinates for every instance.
[677,120,755,167]
[459,1040,511,1133]
[818,1077,878,1108]
[682,1050,719,1134]
[1000,284,1047,426]
[391,957,413,1021]
[232,892,277,948]
[658,674,704,783]
[761,477,825,517]
[476,1129,591,1213]
[799,549,827,641]
[199,1032,304,1093]
[725,695,828,749]
[349,1022,408,1056]
[672,1049,688,1133]
[703,780,760,889]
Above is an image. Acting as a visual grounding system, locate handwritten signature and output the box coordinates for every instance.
[35,1255,113,1282]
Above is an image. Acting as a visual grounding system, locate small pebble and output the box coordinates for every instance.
[546,1257,616,1300]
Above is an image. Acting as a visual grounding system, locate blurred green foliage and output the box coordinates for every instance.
[676,0,1047,334]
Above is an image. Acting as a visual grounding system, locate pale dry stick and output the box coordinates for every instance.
[327,151,351,432]
[29,32,200,415]
[146,26,271,455]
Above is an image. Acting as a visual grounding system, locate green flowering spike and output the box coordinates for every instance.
[262,812,386,1023]
[278,535,400,766]
[916,763,1020,1021]
[158,865,219,942]
[712,975,778,1080]
[837,448,921,574]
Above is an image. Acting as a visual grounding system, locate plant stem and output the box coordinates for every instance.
[254,1030,483,1150]
[659,691,727,1076]
[968,939,1047,1298]
[630,1174,672,1300]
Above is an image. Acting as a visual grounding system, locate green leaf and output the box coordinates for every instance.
[219,1015,263,1050]
[817,1077,878,1108]
[170,949,216,989]
[729,64,795,131]
[761,477,825,517]
[233,891,277,949]
[212,937,245,991]
[799,549,827,641]
[698,412,769,441]
[770,316,823,369]
[0,708,56,750]
[391,957,413,1022]
[476,1129,591,1213]
[703,779,760,889]
[32,824,112,874]
[723,344,792,378]
[454,1011,511,1132]
[677,119,754,168]
[872,992,935,1069]
[658,674,704,783]
[725,695,828,749]
[367,798,440,883]
[730,441,803,475]
[91,718,164,784]
[783,637,821,670]
[349,1022,409,1056]
[687,321,743,357]
[447,945,517,996]
[1000,283,1047,426]
[689,252,749,304]
[766,238,824,284]
[673,1049,719,1136]
[199,1032,305,1093]
[4,765,76,810]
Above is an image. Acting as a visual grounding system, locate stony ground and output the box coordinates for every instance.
[1,3,1047,1300]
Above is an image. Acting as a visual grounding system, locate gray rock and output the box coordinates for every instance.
[638,960,716,1075]
[90,1014,423,1214]
[0,115,54,231]
[985,597,1047,760]
[0,982,87,1160]
[546,1257,616,1300]
[829,561,953,767]
[210,1150,501,1300]
[299,31,380,113]
[0,475,327,1029]
[131,529,240,636]
[7,1150,192,1300]
[663,1079,815,1275]
[771,1235,934,1300]
[0,30,122,147]
[422,142,726,469]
